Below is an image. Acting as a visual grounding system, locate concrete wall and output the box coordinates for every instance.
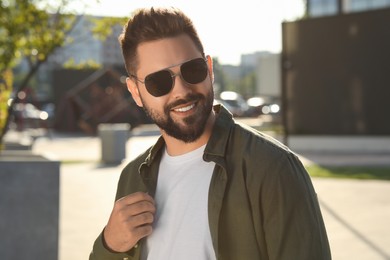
[0,151,60,260]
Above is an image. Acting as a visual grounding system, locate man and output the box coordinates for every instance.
[90,7,331,260]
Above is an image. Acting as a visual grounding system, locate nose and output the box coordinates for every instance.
[170,71,192,97]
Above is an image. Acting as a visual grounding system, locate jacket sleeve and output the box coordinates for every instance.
[89,153,152,260]
[89,230,141,260]
[260,152,332,260]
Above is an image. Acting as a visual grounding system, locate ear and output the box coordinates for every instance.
[206,55,214,83]
[126,77,143,107]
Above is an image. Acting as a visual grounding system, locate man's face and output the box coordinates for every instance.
[127,34,214,143]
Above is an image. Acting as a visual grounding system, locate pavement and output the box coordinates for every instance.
[4,126,390,260]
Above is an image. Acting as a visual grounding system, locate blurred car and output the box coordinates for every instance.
[246,96,267,117]
[218,91,250,117]
[12,102,50,130]
[246,96,280,117]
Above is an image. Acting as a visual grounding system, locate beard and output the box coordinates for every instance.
[141,89,214,143]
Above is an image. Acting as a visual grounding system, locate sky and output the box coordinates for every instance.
[81,0,305,65]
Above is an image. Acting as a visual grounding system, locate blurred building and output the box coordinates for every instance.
[15,15,125,106]
[48,16,124,68]
[282,2,390,136]
[255,53,281,98]
[240,51,271,81]
[216,52,273,98]
[307,0,390,17]
[241,51,271,69]
[214,64,240,96]
[52,68,148,134]
[12,15,148,133]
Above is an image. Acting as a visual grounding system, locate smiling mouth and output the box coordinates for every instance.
[173,103,195,112]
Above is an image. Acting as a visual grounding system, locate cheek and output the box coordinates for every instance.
[140,91,167,111]
[200,80,214,96]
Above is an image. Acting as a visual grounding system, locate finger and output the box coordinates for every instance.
[132,224,153,240]
[129,212,154,227]
[123,200,156,217]
[117,192,155,206]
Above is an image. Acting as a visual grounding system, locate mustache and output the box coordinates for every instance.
[165,93,204,111]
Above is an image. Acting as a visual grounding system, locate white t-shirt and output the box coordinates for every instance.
[141,145,216,260]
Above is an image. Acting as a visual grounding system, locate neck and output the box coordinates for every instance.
[162,111,216,156]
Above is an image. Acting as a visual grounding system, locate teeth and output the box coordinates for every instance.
[174,104,195,112]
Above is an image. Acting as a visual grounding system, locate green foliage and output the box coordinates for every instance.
[0,0,85,146]
[212,58,227,94]
[0,70,12,132]
[63,58,102,69]
[306,165,390,181]
[239,71,257,97]
[0,0,129,147]
[0,0,77,74]
[89,16,129,41]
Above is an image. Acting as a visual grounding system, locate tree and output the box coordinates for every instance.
[0,0,127,146]
[239,71,257,98]
[0,69,12,149]
[0,0,82,145]
[211,57,227,95]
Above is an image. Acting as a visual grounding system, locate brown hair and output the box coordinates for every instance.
[118,7,205,76]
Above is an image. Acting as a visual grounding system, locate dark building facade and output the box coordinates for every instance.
[282,7,390,135]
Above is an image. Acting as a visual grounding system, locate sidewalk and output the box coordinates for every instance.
[5,128,390,260]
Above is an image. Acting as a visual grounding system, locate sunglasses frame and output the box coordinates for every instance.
[130,57,209,97]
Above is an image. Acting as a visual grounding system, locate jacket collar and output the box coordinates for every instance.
[203,104,233,162]
[144,136,165,167]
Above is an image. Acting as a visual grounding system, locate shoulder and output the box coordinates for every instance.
[230,121,292,159]
[229,123,313,194]
[228,121,309,178]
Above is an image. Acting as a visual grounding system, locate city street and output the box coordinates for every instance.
[5,127,390,260]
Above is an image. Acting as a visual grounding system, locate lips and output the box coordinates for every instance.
[172,103,195,112]
[166,93,203,114]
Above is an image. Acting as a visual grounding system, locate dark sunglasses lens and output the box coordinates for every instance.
[181,58,208,84]
[145,70,173,97]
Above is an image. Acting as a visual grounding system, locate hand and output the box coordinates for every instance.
[103,192,156,252]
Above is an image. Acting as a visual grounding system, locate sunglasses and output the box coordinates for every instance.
[131,57,209,97]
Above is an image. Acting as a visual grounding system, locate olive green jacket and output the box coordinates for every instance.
[90,105,331,260]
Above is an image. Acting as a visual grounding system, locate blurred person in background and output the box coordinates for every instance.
[90,7,331,260]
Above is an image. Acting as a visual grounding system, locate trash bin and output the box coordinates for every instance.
[98,123,130,164]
